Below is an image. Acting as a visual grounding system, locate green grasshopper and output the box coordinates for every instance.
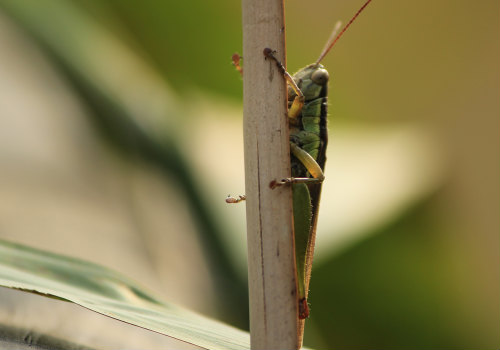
[228,0,373,319]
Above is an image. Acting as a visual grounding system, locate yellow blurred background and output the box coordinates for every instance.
[0,0,498,348]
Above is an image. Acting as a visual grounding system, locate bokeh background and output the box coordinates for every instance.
[0,0,498,349]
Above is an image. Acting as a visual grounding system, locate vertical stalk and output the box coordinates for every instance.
[242,0,300,349]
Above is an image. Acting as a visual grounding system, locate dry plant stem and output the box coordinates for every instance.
[242,0,300,349]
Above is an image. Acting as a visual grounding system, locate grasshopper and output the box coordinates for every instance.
[228,0,373,319]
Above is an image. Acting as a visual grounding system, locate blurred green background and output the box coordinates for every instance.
[0,0,498,349]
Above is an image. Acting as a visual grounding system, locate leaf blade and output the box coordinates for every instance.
[0,239,249,350]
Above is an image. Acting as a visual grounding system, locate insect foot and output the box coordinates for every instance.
[263,47,276,59]
[232,53,243,76]
[269,178,293,189]
[226,195,246,204]
[299,298,310,319]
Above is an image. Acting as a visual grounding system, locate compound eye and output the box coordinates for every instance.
[311,68,329,85]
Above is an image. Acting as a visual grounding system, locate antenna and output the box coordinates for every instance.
[316,21,343,64]
[316,0,373,65]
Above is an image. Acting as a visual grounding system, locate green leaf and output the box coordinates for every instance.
[0,239,249,350]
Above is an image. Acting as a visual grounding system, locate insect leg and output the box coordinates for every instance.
[263,48,305,120]
[271,142,325,189]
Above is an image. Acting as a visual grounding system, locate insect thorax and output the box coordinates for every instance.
[289,63,329,179]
